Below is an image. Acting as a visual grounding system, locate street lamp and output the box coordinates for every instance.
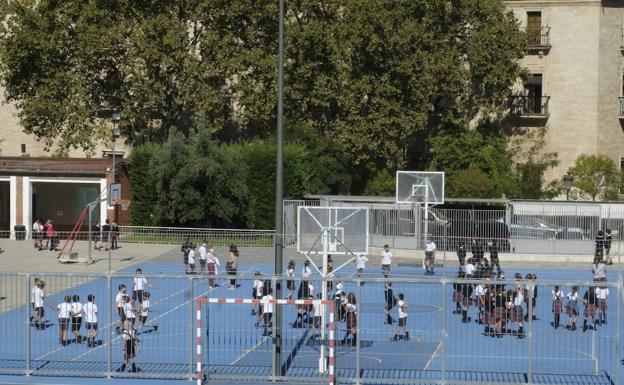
[109,112,121,273]
[563,173,574,201]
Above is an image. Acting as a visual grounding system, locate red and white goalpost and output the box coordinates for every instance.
[195,297,335,385]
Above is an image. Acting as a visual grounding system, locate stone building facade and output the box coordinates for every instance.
[504,0,624,183]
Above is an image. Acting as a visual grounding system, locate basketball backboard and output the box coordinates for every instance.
[396,171,444,205]
[297,206,368,255]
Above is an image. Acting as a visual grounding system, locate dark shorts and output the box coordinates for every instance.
[263,313,273,325]
[183,255,188,264]
[200,259,206,268]
[34,307,44,318]
[125,339,136,358]
[287,280,296,291]
[132,290,143,303]
[425,251,434,261]
[59,317,70,331]
[382,264,391,274]
[86,322,98,330]
[398,317,407,327]
[72,317,82,331]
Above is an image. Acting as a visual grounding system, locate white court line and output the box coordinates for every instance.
[422,340,442,371]
[33,269,254,363]
[229,336,270,365]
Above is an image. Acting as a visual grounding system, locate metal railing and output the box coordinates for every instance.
[521,26,551,48]
[509,95,550,116]
[0,272,619,385]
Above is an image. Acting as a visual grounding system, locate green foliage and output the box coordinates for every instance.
[428,129,511,198]
[568,154,621,201]
[0,0,526,174]
[363,169,395,197]
[128,143,161,226]
[447,168,493,199]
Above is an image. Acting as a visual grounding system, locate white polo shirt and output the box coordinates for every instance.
[425,242,436,252]
[33,287,44,308]
[198,245,207,260]
[397,300,407,318]
[72,302,84,317]
[134,276,147,291]
[463,263,475,275]
[302,266,312,279]
[253,280,263,297]
[381,250,392,265]
[188,249,196,264]
[123,301,135,319]
[57,302,72,319]
[141,299,150,317]
[261,295,274,314]
[596,288,609,300]
[356,254,368,269]
[115,292,125,308]
[84,302,98,323]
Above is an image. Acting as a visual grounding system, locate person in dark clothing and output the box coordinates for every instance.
[488,240,501,275]
[460,279,473,323]
[604,229,613,265]
[595,230,604,260]
[471,238,484,265]
[457,245,466,272]
[181,237,192,273]
[111,222,120,250]
[102,219,111,251]
[582,287,598,332]
[384,283,396,325]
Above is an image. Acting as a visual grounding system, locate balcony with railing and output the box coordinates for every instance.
[509,95,550,118]
[619,97,624,118]
[521,26,551,53]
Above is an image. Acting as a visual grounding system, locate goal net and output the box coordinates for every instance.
[195,296,335,385]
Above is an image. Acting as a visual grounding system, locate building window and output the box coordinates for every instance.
[20,144,26,154]
[621,157,624,193]
[527,11,542,45]
[524,74,544,114]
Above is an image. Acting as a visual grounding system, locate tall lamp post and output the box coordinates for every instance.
[563,173,574,201]
[109,112,121,274]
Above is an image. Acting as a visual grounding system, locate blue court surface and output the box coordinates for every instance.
[0,259,621,385]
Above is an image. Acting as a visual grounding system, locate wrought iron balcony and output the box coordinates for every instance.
[521,26,551,53]
[509,95,550,117]
[619,97,624,118]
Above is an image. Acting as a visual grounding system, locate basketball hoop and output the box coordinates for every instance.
[113,199,131,211]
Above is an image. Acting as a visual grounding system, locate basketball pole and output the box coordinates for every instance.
[320,227,328,373]
[273,0,285,377]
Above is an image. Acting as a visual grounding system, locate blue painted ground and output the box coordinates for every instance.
[0,258,621,385]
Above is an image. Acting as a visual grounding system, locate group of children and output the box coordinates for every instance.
[31,218,59,252]
[450,269,610,339]
[30,276,102,349]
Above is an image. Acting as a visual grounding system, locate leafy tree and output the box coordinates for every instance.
[428,128,511,198]
[568,154,621,201]
[0,0,526,174]
[128,143,161,226]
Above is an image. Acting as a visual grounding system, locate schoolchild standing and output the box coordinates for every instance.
[206,246,218,288]
[457,245,466,272]
[582,287,598,332]
[302,260,312,280]
[592,256,607,282]
[286,260,296,299]
[596,286,609,325]
[51,295,72,346]
[198,242,208,273]
[260,288,274,336]
[391,293,409,341]
[460,278,473,323]
[551,285,564,329]
[595,230,605,260]
[510,287,525,339]
[566,286,580,331]
[604,229,613,265]
[424,239,436,275]
[342,293,357,346]
[32,279,45,330]
[139,292,157,331]
[384,282,396,325]
[181,237,192,273]
[119,321,140,372]
[115,285,127,333]
[227,244,239,289]
[355,253,369,278]
[188,245,197,274]
[493,287,507,338]
[84,294,99,348]
[132,268,156,305]
[488,240,501,275]
[251,272,263,315]
[71,294,84,343]
[381,245,392,278]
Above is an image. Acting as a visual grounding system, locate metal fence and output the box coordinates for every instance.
[285,198,624,256]
[0,272,620,385]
